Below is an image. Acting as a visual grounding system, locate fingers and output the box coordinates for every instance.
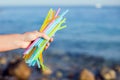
[39,33,50,40]
[49,38,54,42]
[23,31,54,50]
[44,43,50,50]
[33,31,50,40]
[44,38,54,50]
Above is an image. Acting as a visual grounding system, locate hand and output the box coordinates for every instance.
[21,31,53,50]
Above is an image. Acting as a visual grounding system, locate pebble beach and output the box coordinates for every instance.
[0,50,120,80]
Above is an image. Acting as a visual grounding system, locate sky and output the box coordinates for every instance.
[0,0,120,6]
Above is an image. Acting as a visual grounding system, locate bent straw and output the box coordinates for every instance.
[23,9,62,55]
[29,19,67,68]
[43,8,61,32]
[40,9,53,32]
[23,9,54,55]
[23,8,68,70]
[23,9,55,54]
[24,9,63,55]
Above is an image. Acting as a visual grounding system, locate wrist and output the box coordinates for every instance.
[15,34,25,49]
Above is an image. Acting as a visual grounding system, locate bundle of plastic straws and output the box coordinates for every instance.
[23,8,68,70]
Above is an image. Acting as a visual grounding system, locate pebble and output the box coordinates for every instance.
[56,71,63,78]
[79,68,95,80]
[42,68,52,76]
[0,57,7,65]
[100,66,116,80]
[6,59,31,80]
[115,65,120,73]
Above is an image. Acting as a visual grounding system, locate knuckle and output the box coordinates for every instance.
[41,32,45,37]
[34,30,38,33]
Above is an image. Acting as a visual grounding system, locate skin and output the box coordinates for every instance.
[0,31,53,52]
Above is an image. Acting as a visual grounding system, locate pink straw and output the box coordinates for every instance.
[44,8,61,32]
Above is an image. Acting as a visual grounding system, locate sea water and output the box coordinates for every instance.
[0,6,120,60]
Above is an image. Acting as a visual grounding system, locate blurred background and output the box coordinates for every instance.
[0,0,120,80]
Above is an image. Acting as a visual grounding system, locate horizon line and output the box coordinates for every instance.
[0,5,120,7]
